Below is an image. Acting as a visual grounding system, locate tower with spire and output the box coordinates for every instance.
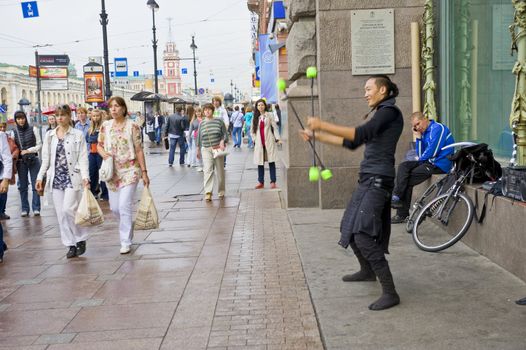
[162,17,182,97]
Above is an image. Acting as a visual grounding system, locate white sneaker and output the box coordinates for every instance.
[120,246,131,254]
[21,211,28,217]
[33,210,40,216]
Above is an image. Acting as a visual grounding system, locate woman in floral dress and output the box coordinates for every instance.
[98,97,150,254]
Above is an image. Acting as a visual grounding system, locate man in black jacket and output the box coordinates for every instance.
[163,106,187,166]
[301,75,403,311]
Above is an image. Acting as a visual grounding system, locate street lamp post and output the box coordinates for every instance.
[100,0,112,100]
[190,36,198,95]
[147,0,160,94]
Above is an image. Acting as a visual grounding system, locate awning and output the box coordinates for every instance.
[130,91,169,102]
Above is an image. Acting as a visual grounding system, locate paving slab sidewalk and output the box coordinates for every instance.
[289,209,526,350]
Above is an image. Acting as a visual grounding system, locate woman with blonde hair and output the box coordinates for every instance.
[188,106,203,170]
[47,115,58,132]
[251,99,281,189]
[98,97,150,254]
[36,105,90,259]
[86,110,108,200]
[197,103,228,201]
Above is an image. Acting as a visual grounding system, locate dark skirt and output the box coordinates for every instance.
[339,176,393,253]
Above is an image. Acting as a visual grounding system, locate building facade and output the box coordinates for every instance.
[247,0,519,209]
[0,63,143,120]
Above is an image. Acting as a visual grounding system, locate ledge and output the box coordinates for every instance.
[413,175,526,282]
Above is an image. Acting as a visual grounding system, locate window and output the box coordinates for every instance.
[439,0,515,159]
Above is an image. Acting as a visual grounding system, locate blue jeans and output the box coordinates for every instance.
[168,137,186,165]
[233,127,242,147]
[0,223,4,259]
[155,127,162,144]
[0,192,7,215]
[17,159,41,213]
[88,153,108,200]
[246,126,253,147]
[258,162,276,184]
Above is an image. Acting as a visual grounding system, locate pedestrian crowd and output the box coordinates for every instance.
[0,96,282,263]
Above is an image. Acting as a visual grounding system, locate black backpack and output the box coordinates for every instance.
[448,143,502,183]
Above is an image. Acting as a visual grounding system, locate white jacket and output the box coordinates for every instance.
[0,132,13,180]
[37,128,89,193]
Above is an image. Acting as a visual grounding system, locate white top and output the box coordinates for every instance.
[0,132,13,180]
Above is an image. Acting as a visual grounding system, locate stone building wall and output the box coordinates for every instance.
[283,0,425,208]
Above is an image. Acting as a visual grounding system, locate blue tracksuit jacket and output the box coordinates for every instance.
[415,120,455,173]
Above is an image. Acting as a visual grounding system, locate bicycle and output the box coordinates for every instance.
[410,142,480,252]
[405,142,477,234]
[411,163,477,252]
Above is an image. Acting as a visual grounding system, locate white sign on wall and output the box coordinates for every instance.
[351,8,395,75]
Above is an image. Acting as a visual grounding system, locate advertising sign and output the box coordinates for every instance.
[41,79,69,91]
[114,57,128,77]
[29,66,68,78]
[38,54,70,66]
[84,72,104,103]
[258,34,277,103]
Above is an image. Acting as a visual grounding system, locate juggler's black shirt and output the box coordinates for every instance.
[342,97,403,179]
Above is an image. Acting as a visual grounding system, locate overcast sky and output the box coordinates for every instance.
[0,0,253,95]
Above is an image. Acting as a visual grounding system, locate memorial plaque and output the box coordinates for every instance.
[351,9,395,75]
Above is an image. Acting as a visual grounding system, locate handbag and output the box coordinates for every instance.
[75,187,104,226]
[98,123,114,182]
[212,148,229,159]
[99,156,113,182]
[134,187,159,230]
[205,121,229,159]
[37,176,46,196]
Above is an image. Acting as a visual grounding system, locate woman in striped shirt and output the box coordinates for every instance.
[197,103,228,202]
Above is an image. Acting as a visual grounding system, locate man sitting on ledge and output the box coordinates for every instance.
[391,112,455,223]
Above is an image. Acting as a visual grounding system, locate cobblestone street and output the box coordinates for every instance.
[0,147,323,349]
[1,146,525,350]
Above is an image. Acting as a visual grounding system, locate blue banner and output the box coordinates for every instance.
[259,34,277,103]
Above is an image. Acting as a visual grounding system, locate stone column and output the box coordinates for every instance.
[510,0,526,166]
[282,0,319,207]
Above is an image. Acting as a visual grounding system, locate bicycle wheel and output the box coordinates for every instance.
[412,192,474,252]
[405,182,441,233]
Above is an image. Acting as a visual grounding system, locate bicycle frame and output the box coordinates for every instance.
[428,166,474,225]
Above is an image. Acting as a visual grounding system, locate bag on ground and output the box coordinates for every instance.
[75,187,104,226]
[134,187,159,230]
[99,156,113,182]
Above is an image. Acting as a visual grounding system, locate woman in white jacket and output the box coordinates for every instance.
[252,99,281,189]
[0,131,13,263]
[36,105,90,259]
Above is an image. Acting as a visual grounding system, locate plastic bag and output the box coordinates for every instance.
[99,156,113,182]
[75,187,104,226]
[134,187,159,230]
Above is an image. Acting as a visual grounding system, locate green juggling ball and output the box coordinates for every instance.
[320,169,333,181]
[277,79,287,92]
[306,66,318,79]
[309,166,320,182]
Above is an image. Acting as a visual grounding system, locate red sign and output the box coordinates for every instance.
[84,72,104,103]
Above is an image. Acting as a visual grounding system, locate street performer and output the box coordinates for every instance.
[300,75,403,311]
